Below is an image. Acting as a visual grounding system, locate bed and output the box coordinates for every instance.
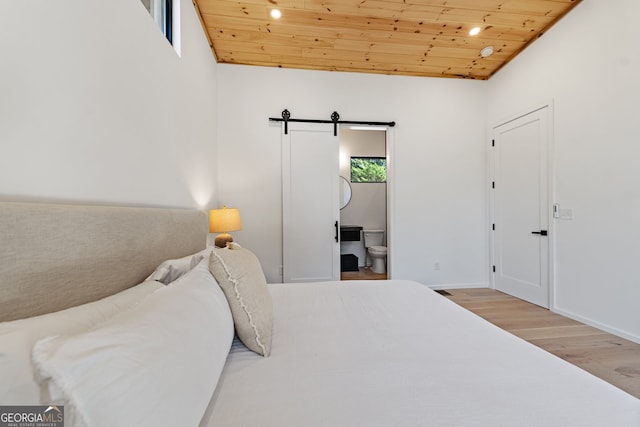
[1,202,638,427]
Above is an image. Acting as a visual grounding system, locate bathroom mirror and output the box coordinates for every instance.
[339,176,352,209]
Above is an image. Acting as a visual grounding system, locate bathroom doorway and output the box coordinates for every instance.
[338,127,388,280]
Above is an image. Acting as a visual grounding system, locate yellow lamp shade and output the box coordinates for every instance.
[209,207,242,248]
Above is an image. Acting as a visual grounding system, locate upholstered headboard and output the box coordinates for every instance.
[0,202,208,322]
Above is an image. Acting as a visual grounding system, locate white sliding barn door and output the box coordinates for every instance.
[282,123,340,282]
[492,106,550,308]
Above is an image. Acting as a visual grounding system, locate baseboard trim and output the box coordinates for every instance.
[552,306,640,345]
[428,283,489,291]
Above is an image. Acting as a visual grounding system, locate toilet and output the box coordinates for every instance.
[363,230,387,274]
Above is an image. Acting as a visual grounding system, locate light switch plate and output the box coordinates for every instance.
[559,208,573,220]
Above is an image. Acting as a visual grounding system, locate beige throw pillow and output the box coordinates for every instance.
[209,247,273,356]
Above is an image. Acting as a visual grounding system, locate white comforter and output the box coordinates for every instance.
[201,280,640,426]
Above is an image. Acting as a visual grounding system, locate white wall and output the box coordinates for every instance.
[487,0,640,341]
[217,65,488,286]
[0,0,219,210]
[339,129,387,266]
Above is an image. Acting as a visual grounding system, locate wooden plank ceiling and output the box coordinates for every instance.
[193,0,581,80]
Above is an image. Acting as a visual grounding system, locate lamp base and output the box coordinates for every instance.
[214,233,234,248]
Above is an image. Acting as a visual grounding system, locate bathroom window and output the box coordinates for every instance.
[350,157,386,183]
[140,0,173,44]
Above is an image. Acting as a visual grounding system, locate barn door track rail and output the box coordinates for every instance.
[269,109,396,136]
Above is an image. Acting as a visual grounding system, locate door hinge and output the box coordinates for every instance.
[492,223,495,231]
[492,181,495,189]
[491,139,495,147]
[492,265,496,273]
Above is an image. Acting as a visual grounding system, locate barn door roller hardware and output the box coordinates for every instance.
[269,109,396,136]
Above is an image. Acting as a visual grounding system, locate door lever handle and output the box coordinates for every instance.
[531,230,548,236]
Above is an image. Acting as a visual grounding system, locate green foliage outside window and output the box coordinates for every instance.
[350,157,386,183]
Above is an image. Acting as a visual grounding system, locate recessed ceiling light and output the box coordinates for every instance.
[480,45,494,58]
[270,9,282,19]
[469,27,481,36]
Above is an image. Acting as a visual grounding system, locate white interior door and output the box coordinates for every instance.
[282,123,340,282]
[493,107,550,308]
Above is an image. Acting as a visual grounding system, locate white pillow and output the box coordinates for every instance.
[32,260,234,427]
[146,247,212,284]
[0,280,163,405]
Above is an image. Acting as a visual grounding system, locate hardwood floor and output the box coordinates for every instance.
[340,267,387,281]
[444,288,640,399]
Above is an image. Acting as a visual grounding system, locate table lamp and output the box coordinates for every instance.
[209,206,242,248]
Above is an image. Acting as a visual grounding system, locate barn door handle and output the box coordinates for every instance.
[335,221,339,242]
[531,230,548,236]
